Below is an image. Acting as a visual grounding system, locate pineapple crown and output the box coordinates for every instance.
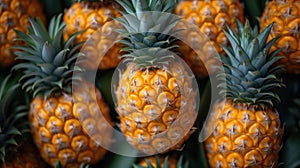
[133,155,189,168]
[0,75,28,162]
[115,0,179,69]
[218,19,285,108]
[12,14,83,99]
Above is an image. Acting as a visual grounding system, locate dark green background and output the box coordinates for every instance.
[3,0,300,167]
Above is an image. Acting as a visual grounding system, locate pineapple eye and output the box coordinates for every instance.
[87,13,102,29]
[82,119,96,135]
[144,105,161,120]
[213,120,224,137]
[128,94,143,109]
[233,135,253,152]
[78,151,94,163]
[36,109,49,126]
[227,152,244,167]
[71,135,88,152]
[162,110,178,126]
[55,104,72,121]
[151,138,171,153]
[260,137,273,149]
[123,119,136,132]
[132,113,148,128]
[73,103,89,119]
[39,127,51,143]
[225,120,243,138]
[46,116,64,134]
[213,154,227,168]
[205,137,217,154]
[64,119,82,137]
[58,149,76,164]
[147,122,166,135]
[134,129,151,143]
[1,11,17,28]
[136,144,155,155]
[52,134,70,150]
[43,144,57,158]
[157,92,175,110]
[244,150,263,166]
[217,136,232,153]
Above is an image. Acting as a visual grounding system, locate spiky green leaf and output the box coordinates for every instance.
[13,14,83,99]
[219,19,285,107]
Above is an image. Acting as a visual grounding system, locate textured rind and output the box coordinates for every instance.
[204,101,282,168]
[175,0,244,77]
[0,0,45,68]
[260,0,300,74]
[116,62,196,154]
[63,2,122,70]
[29,81,112,168]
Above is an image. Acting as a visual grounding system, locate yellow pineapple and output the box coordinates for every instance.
[0,0,45,68]
[260,0,300,74]
[114,0,198,155]
[175,0,244,77]
[203,20,284,167]
[0,75,45,168]
[64,0,122,70]
[12,15,112,168]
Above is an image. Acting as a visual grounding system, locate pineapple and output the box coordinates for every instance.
[0,75,45,168]
[260,0,300,74]
[135,155,188,168]
[12,14,112,168]
[0,0,45,68]
[203,20,284,167]
[113,0,198,155]
[63,0,122,70]
[175,0,244,77]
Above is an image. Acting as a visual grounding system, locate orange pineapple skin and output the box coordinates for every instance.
[64,2,122,70]
[260,0,300,74]
[116,63,196,154]
[0,0,45,68]
[175,0,244,77]
[1,143,46,168]
[29,82,112,168]
[204,101,283,168]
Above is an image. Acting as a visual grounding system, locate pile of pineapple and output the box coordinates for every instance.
[0,0,299,168]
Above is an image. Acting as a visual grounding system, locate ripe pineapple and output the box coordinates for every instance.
[0,75,45,168]
[203,20,284,167]
[113,0,198,155]
[13,15,112,168]
[135,155,188,168]
[64,0,122,70]
[260,0,300,74]
[175,0,244,77]
[0,0,45,68]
